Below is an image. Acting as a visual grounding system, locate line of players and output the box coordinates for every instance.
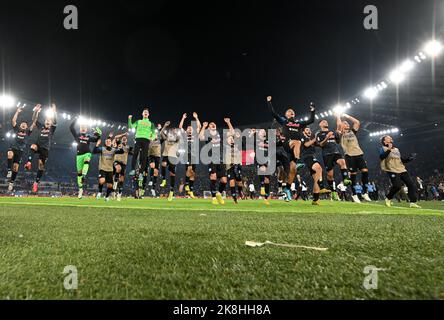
[4,100,422,208]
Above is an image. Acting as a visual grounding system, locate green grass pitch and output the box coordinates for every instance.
[0,197,443,300]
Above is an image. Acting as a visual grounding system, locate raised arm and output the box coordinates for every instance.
[160,121,170,140]
[12,106,25,128]
[199,122,209,141]
[336,114,343,133]
[128,115,135,129]
[224,118,235,136]
[179,113,187,130]
[51,103,58,127]
[70,118,78,138]
[299,102,316,126]
[30,104,42,131]
[343,114,360,131]
[266,96,287,125]
[193,112,202,133]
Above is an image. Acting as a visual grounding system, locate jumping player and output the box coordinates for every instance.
[224,119,244,204]
[337,113,372,203]
[160,121,181,202]
[94,137,124,201]
[199,120,228,205]
[128,108,156,177]
[6,105,39,192]
[266,96,316,202]
[70,117,102,199]
[316,119,351,199]
[147,124,163,197]
[113,133,132,201]
[300,127,330,205]
[178,112,201,199]
[379,135,421,209]
[25,103,58,193]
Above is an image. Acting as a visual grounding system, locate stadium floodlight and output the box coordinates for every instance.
[6,132,11,138]
[0,95,16,108]
[315,114,319,120]
[418,52,427,60]
[333,105,346,116]
[389,69,406,84]
[12,134,16,138]
[414,55,422,63]
[72,142,78,147]
[400,59,415,73]
[45,108,55,119]
[363,87,378,100]
[62,113,67,119]
[424,40,443,57]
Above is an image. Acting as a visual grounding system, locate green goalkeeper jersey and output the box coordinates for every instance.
[128,118,156,140]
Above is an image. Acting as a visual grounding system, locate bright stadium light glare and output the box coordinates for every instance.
[72,142,78,147]
[389,69,406,84]
[45,108,55,119]
[6,132,11,138]
[363,87,378,100]
[424,40,443,57]
[400,59,415,73]
[0,95,16,108]
[333,105,346,116]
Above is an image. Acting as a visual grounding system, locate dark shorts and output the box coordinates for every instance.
[227,164,242,182]
[345,154,367,173]
[209,163,227,179]
[162,157,177,174]
[276,146,290,171]
[303,155,321,175]
[99,170,114,184]
[9,148,23,164]
[149,156,161,169]
[36,146,49,162]
[283,140,298,162]
[323,153,344,172]
[114,161,126,176]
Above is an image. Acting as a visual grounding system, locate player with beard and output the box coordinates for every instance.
[300,127,331,205]
[25,103,57,193]
[336,113,372,203]
[160,121,181,202]
[113,133,132,201]
[266,96,316,202]
[70,117,102,199]
[179,112,202,199]
[199,120,228,205]
[379,135,421,209]
[93,137,125,202]
[6,105,39,192]
[224,119,244,204]
[316,119,351,200]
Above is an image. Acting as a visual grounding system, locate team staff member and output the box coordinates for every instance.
[337,113,371,203]
[147,124,163,197]
[128,108,156,176]
[379,135,421,209]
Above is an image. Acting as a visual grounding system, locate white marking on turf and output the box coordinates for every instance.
[245,240,328,251]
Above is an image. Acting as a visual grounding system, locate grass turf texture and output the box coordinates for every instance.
[0,197,443,300]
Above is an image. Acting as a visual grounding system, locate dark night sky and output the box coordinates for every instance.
[0,0,442,125]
